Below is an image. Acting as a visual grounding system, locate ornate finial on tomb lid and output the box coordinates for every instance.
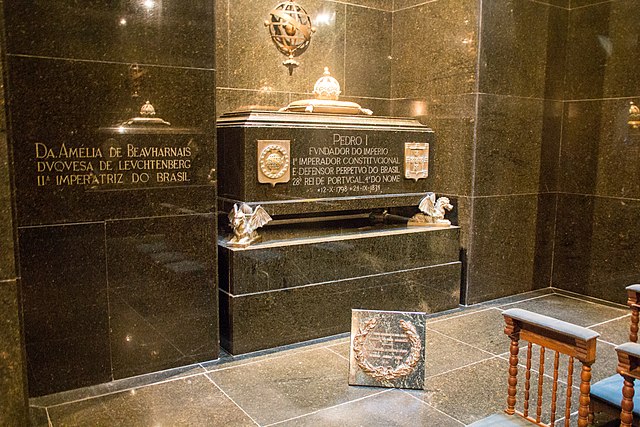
[313,67,341,101]
[629,102,640,129]
[140,100,156,116]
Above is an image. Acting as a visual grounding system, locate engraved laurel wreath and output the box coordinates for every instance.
[352,317,422,381]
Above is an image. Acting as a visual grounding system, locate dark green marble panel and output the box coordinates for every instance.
[479,0,567,100]
[342,0,393,11]
[465,194,554,304]
[391,0,478,98]
[4,1,215,68]
[0,133,16,281]
[473,95,546,196]
[561,99,640,198]
[19,223,111,396]
[393,0,427,11]
[220,261,461,354]
[552,194,640,305]
[565,0,640,99]
[220,226,460,294]
[392,95,476,197]
[344,6,391,99]
[0,280,28,426]
[106,214,218,380]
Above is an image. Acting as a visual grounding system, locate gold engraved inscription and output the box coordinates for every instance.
[352,317,422,381]
[258,140,291,186]
[404,142,429,182]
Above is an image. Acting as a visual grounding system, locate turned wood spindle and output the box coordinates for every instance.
[550,351,560,426]
[564,356,574,427]
[524,342,532,418]
[536,346,545,424]
[631,307,639,343]
[620,375,636,427]
[507,338,519,415]
[577,364,592,427]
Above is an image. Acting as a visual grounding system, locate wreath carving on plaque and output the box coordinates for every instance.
[352,317,422,381]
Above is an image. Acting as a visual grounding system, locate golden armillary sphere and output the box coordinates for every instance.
[264,0,316,75]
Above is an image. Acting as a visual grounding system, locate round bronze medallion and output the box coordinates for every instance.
[259,144,289,179]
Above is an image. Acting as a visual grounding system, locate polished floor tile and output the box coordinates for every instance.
[207,348,379,425]
[29,291,633,426]
[274,389,464,427]
[590,315,633,346]
[427,308,510,355]
[47,375,255,427]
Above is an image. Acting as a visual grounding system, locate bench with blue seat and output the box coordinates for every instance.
[590,284,640,426]
[469,308,599,427]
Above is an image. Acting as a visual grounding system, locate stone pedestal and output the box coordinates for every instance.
[219,225,461,354]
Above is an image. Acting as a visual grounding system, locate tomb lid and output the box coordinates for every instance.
[217,110,432,132]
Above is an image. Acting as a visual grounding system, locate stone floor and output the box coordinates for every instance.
[29,289,633,426]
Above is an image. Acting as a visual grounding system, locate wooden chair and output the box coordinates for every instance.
[590,284,640,424]
[470,308,599,427]
[616,342,640,427]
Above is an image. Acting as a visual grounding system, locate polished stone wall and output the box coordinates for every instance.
[0,17,29,422]
[391,0,567,304]
[552,0,640,304]
[3,1,219,396]
[215,0,392,116]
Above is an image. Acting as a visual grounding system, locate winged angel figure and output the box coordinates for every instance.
[408,193,453,227]
[228,203,272,248]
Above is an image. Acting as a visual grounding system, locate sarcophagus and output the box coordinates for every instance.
[217,110,434,216]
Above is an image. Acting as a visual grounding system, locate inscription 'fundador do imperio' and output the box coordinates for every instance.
[217,110,434,214]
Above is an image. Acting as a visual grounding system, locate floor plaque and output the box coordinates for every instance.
[348,309,426,390]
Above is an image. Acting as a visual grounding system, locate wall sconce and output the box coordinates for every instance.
[265,1,315,75]
[629,101,640,129]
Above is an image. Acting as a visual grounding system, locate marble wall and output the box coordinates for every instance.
[552,0,640,304]
[391,0,567,304]
[3,1,219,396]
[0,14,29,421]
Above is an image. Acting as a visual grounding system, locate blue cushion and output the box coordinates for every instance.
[591,374,640,416]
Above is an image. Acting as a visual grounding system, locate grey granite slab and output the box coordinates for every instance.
[47,375,255,427]
[207,348,379,425]
[276,390,464,426]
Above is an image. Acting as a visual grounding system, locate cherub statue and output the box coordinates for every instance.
[408,193,453,227]
[228,203,272,248]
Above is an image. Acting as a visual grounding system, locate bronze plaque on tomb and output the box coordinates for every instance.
[349,309,426,390]
[404,142,429,181]
[257,140,291,186]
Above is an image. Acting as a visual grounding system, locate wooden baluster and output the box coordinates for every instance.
[564,357,574,427]
[550,351,560,426]
[577,364,592,427]
[620,375,636,427]
[524,342,532,418]
[537,346,545,424]
[506,337,520,415]
[631,307,639,343]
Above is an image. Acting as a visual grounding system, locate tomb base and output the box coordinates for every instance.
[218,223,461,355]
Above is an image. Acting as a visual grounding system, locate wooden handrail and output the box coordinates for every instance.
[503,308,600,427]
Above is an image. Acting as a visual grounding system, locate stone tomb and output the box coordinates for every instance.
[217,111,461,354]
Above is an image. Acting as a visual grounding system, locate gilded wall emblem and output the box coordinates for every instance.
[257,140,290,186]
[404,142,429,182]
